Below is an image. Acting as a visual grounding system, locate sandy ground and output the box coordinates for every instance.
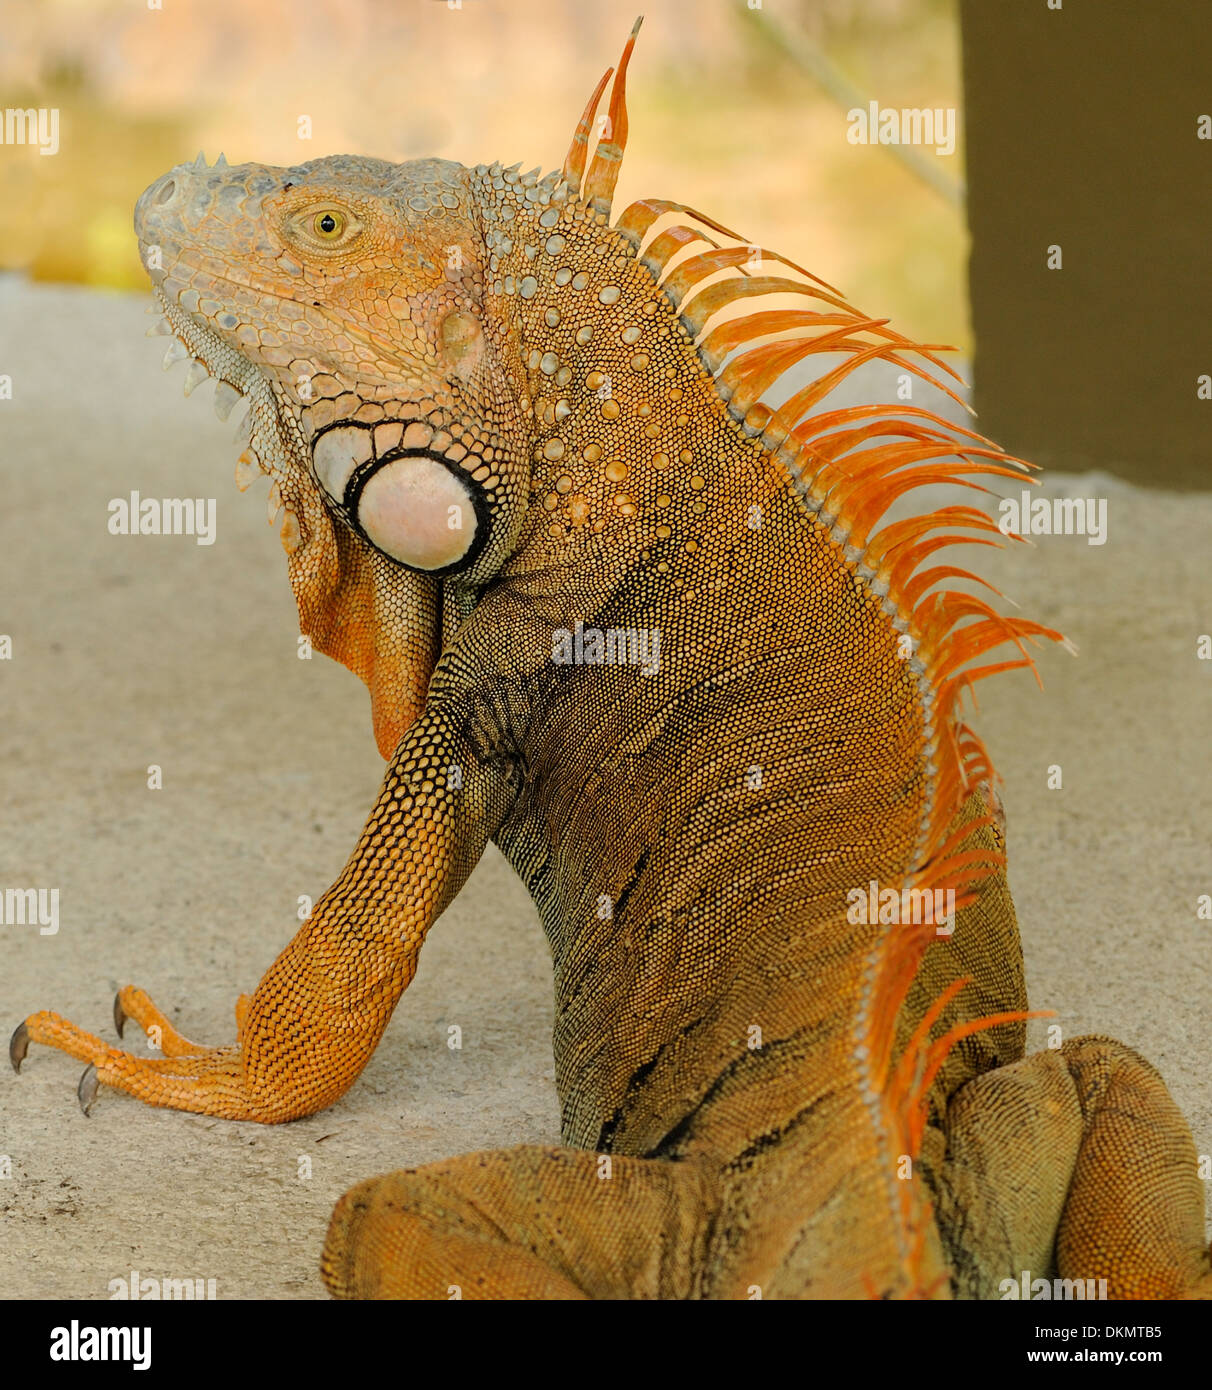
[1,279,1209,1299]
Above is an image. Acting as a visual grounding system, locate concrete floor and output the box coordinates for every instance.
[1,280,1208,1298]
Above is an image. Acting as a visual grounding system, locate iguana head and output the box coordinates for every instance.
[135,148,540,755]
[133,23,672,762]
[135,153,533,576]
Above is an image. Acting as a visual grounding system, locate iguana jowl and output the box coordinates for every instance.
[12,22,1211,1299]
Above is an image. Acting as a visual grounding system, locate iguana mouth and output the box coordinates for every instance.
[146,283,313,540]
[148,283,258,405]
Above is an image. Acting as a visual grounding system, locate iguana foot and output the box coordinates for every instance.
[10,1004,256,1117]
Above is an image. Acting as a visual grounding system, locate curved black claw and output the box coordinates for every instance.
[78,1064,100,1117]
[113,992,127,1039]
[10,1021,29,1073]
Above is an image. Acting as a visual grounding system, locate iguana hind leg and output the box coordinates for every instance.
[322,1145,713,1300]
[927,1036,1212,1299]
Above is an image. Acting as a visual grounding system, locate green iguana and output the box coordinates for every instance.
[12,21,1211,1299]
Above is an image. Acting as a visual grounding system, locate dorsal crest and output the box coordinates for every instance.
[562,16,1065,1294]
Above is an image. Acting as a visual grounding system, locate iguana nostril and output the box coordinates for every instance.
[155,179,176,205]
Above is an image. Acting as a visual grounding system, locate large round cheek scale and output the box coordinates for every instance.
[357,457,477,570]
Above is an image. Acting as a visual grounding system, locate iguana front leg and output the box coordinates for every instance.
[10,705,507,1122]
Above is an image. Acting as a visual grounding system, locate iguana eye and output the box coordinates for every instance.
[288,204,361,250]
[314,210,345,239]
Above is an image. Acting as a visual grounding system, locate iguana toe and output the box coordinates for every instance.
[110,984,206,1056]
[8,1007,257,1117]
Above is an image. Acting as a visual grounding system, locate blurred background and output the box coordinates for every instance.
[6,0,1203,480]
[0,0,968,348]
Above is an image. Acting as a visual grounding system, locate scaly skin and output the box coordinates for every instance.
[12,27,1210,1299]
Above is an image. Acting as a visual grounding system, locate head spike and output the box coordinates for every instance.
[584,16,643,218]
[562,65,613,194]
